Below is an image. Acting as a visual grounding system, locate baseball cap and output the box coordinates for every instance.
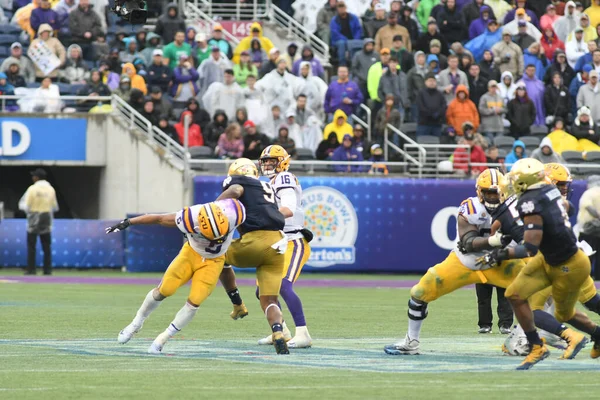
[575,27,584,33]
[241,50,249,56]
[547,4,556,10]
[195,33,206,42]
[380,48,390,55]
[179,53,189,60]
[269,47,280,55]
[152,49,163,57]
[375,3,385,11]
[150,86,161,94]
[581,13,589,20]
[371,143,383,155]
[211,46,220,52]
[488,80,498,88]
[10,42,22,49]
[583,64,594,73]
[213,23,223,31]
[516,8,526,16]
[487,19,498,25]
[425,72,437,80]
[243,120,256,128]
[518,20,527,27]
[343,134,352,141]
[393,34,403,42]
[30,168,47,179]
[430,39,441,48]
[590,70,599,78]
[502,27,512,35]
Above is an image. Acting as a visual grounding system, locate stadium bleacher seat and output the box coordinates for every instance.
[57,83,72,95]
[530,126,549,137]
[0,58,5,65]
[296,148,315,160]
[586,151,600,162]
[416,135,440,145]
[519,136,541,153]
[189,146,214,159]
[26,82,39,89]
[494,136,514,154]
[84,60,96,69]
[0,48,7,57]
[562,151,584,163]
[70,84,85,94]
[0,24,21,34]
[4,11,13,20]
[497,148,508,158]
[402,122,417,138]
[0,33,18,44]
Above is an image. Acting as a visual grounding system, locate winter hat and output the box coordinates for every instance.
[578,106,592,116]
[583,64,594,73]
[0,72,7,80]
[243,120,256,128]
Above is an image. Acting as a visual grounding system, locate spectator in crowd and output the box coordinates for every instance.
[478,80,505,139]
[234,51,258,88]
[198,47,232,99]
[465,19,501,63]
[119,39,141,64]
[128,89,145,112]
[586,0,600,27]
[184,97,210,133]
[163,31,192,70]
[323,109,353,142]
[572,106,600,144]
[18,168,58,276]
[365,3,387,39]
[400,5,419,48]
[141,99,159,126]
[361,0,379,22]
[332,134,364,173]
[140,33,162,66]
[577,70,600,122]
[519,64,546,126]
[316,132,340,160]
[502,0,537,26]
[69,0,103,59]
[377,57,408,117]
[376,12,411,53]
[76,69,110,111]
[367,48,392,102]
[416,0,438,30]
[243,74,263,101]
[1,43,36,83]
[0,72,17,111]
[158,116,180,145]
[54,0,78,37]
[233,22,274,64]
[462,0,485,27]
[588,48,600,73]
[446,84,479,136]
[438,0,466,44]
[316,0,338,47]
[283,43,300,71]
[155,3,186,45]
[259,48,280,78]
[531,137,565,164]
[149,86,173,120]
[544,71,571,126]
[31,0,59,37]
[352,39,380,99]
[29,24,66,82]
[194,33,210,67]
[33,76,62,112]
[390,35,413,72]
[475,281,512,335]
[122,62,147,95]
[367,143,388,175]
[522,42,548,82]
[546,117,579,154]
[105,48,122,73]
[417,72,447,137]
[541,27,565,61]
[185,27,198,50]
[468,63,488,107]
[93,33,109,61]
[569,13,598,43]
[485,145,504,168]
[59,44,89,84]
[241,120,270,159]
[248,39,268,69]
[499,70,517,105]
[217,123,244,159]
[566,27,589,68]
[512,20,537,51]
[438,54,469,104]
[273,125,297,158]
[146,49,172,94]
[577,175,600,278]
[287,94,315,128]
[492,28,524,80]
[14,0,39,39]
[297,62,328,119]
[90,0,109,32]
[407,51,427,122]
[325,65,363,120]
[351,124,371,159]
[554,1,579,42]
[575,43,598,72]
[235,107,248,127]
[375,93,402,140]
[292,45,325,79]
[114,75,132,101]
[256,58,300,113]
[507,83,536,137]
[504,138,526,173]
[208,24,233,60]
[504,8,542,41]
[174,110,204,147]
[541,4,560,32]
[260,104,285,140]
[5,62,27,88]
[330,0,363,66]
[206,69,245,121]
[452,125,487,175]
[478,49,501,81]
[203,109,228,149]
[110,29,127,52]
[428,0,446,23]
[429,41,447,70]
[570,64,592,114]
[416,20,449,55]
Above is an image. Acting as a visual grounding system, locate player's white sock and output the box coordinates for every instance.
[407,318,423,341]
[295,325,309,336]
[166,302,198,337]
[132,289,162,327]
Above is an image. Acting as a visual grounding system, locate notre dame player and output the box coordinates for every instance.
[216,158,290,354]
[482,158,592,370]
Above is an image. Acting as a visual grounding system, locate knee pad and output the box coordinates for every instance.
[407,299,428,321]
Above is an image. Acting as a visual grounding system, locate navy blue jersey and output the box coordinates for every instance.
[517,184,579,266]
[222,175,285,235]
[492,194,524,244]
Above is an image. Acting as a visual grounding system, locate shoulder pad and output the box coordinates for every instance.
[272,171,298,191]
[459,197,489,225]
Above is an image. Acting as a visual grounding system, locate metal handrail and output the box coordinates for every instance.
[268,4,329,64]
[384,124,426,176]
[192,0,270,20]
[185,2,241,45]
[360,103,371,139]
[350,113,370,142]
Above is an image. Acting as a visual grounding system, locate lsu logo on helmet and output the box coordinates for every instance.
[544,163,572,198]
[198,203,229,241]
[475,168,505,212]
[228,158,259,178]
[259,145,291,178]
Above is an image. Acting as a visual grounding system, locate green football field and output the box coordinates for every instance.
[1,270,599,400]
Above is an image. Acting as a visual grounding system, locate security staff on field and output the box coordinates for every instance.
[18,168,58,276]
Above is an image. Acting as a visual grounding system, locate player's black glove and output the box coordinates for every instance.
[476,248,509,269]
[105,219,131,234]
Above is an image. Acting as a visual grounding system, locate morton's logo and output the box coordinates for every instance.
[303,186,358,267]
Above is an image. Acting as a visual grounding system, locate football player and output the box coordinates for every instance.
[481,158,592,369]
[384,169,525,356]
[105,199,246,354]
[216,158,291,354]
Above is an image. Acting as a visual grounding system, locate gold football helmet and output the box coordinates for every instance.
[228,158,259,178]
[544,163,572,198]
[508,158,546,195]
[197,203,229,241]
[476,168,505,211]
[259,145,291,178]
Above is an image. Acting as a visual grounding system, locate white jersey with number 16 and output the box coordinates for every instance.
[271,171,304,241]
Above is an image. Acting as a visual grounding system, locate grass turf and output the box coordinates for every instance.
[1,273,599,400]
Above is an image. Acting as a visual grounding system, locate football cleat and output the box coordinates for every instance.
[539,330,567,350]
[499,326,511,335]
[559,329,589,359]
[384,334,420,355]
[117,322,142,344]
[478,326,492,334]
[148,331,170,354]
[272,331,290,354]
[516,343,550,370]
[288,333,312,349]
[230,303,249,320]
[258,325,292,345]
[590,339,600,359]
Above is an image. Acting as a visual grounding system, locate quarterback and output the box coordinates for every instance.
[105,199,245,354]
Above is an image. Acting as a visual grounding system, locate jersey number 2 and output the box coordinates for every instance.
[205,241,222,254]
[261,181,275,203]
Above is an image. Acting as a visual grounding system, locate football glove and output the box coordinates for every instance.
[476,248,509,269]
[105,219,131,234]
[487,231,512,248]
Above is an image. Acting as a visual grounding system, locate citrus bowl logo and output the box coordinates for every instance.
[303,186,358,267]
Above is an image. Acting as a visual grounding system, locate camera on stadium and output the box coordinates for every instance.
[112,0,148,24]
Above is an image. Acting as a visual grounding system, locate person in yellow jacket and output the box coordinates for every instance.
[323,109,353,142]
[13,0,40,39]
[585,1,600,29]
[567,13,598,42]
[121,62,147,95]
[18,168,59,276]
[232,22,274,64]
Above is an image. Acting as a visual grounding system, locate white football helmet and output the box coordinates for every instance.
[502,325,530,356]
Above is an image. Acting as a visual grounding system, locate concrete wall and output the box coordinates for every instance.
[98,116,186,219]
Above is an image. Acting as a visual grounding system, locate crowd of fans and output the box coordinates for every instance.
[2,0,600,173]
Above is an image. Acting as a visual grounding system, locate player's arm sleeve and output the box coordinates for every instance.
[278,188,297,217]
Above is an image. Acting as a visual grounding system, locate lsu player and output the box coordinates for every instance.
[217,158,291,354]
[105,199,245,354]
[480,158,592,369]
[384,169,524,356]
